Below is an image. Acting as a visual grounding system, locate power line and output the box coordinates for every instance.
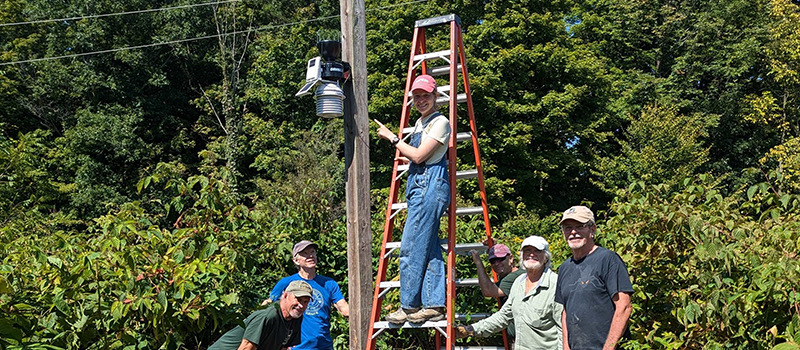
[0,0,431,67]
[0,0,242,27]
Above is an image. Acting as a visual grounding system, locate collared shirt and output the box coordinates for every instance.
[472,268,563,350]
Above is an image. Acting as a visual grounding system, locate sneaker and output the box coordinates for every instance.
[406,307,446,323]
[386,307,419,324]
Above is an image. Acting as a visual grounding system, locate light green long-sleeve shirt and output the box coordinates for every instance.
[472,268,563,350]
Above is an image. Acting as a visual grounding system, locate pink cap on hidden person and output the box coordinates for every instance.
[488,244,511,260]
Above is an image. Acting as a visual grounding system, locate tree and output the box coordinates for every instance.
[593,102,711,193]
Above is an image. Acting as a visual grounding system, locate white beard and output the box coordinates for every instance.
[567,236,588,250]
[522,259,543,271]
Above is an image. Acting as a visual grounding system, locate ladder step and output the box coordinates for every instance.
[400,129,472,143]
[395,166,478,180]
[414,50,453,62]
[437,93,468,105]
[457,169,478,179]
[454,206,484,216]
[415,14,461,28]
[428,64,462,77]
[391,203,483,216]
[407,84,454,97]
[379,278,478,289]
[385,241,488,255]
[373,313,490,329]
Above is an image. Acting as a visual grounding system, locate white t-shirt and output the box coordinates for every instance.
[411,112,451,164]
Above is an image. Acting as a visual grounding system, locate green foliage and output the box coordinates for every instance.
[1,174,244,349]
[770,314,800,350]
[593,102,712,193]
[2,0,800,348]
[603,174,800,349]
[0,129,62,222]
[760,137,800,192]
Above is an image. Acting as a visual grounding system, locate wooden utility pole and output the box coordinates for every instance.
[340,0,371,349]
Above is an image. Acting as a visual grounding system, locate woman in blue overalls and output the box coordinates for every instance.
[375,74,451,324]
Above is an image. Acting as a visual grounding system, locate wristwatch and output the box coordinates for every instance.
[391,136,400,146]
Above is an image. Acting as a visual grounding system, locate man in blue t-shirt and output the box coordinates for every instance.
[555,205,633,350]
[264,240,349,350]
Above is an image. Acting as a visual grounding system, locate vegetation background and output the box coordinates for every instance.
[1,0,799,348]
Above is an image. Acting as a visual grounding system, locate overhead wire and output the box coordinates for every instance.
[0,0,430,67]
[0,0,243,27]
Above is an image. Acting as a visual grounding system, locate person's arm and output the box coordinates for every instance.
[603,292,632,350]
[469,286,515,337]
[395,137,441,164]
[237,339,257,350]
[553,299,564,350]
[335,299,350,317]
[470,250,505,298]
[562,309,570,350]
[374,119,443,164]
[260,298,273,306]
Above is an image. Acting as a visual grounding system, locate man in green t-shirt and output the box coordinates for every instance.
[208,280,312,350]
[470,243,525,341]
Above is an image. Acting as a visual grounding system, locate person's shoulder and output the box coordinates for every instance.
[545,267,559,282]
[272,274,301,294]
[512,271,527,284]
[279,274,302,285]
[507,269,525,281]
[314,274,336,282]
[250,304,280,322]
[594,246,625,262]
[509,273,527,290]
[315,274,341,288]
[431,113,450,126]
[558,256,577,268]
[276,273,301,284]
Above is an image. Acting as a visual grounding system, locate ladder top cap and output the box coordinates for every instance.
[415,14,461,28]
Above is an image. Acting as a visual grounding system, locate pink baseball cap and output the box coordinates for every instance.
[488,244,512,260]
[411,74,437,93]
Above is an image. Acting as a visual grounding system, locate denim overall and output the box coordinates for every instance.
[398,113,450,309]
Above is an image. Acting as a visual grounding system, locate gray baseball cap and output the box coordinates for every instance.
[292,240,318,256]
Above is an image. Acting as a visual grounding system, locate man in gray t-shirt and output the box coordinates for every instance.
[555,206,633,350]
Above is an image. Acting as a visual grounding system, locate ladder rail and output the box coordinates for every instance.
[457,28,510,350]
[366,25,426,350]
[444,18,459,350]
[367,14,508,350]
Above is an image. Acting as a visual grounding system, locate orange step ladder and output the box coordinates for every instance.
[366,14,510,350]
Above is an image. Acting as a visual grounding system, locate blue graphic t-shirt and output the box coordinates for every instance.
[269,273,345,350]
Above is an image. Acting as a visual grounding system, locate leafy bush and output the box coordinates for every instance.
[602,174,800,349]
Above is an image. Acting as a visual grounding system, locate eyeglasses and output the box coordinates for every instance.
[560,223,593,232]
[488,256,508,264]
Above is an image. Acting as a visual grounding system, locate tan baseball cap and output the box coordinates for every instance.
[560,205,595,224]
[285,280,313,298]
